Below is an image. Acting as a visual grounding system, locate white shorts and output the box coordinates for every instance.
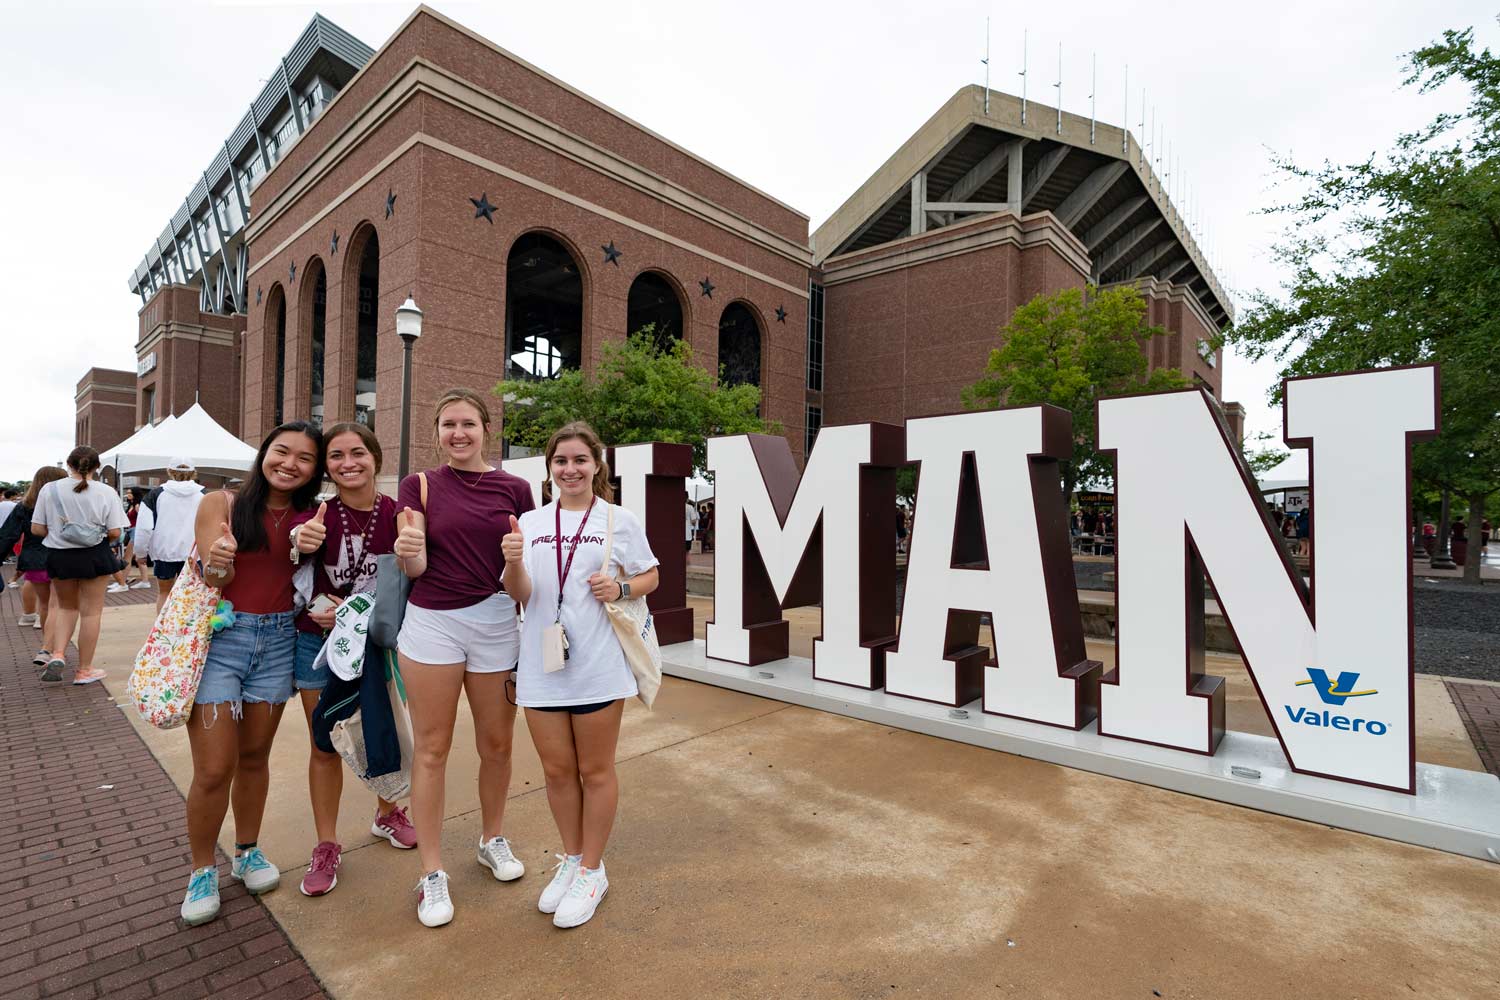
[397,592,519,673]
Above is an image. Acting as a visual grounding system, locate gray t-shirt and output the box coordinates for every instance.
[34,478,130,550]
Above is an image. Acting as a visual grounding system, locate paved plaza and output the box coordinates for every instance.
[2,586,1498,998]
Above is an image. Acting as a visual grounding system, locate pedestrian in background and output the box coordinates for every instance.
[134,459,206,611]
[30,447,130,685]
[0,468,68,654]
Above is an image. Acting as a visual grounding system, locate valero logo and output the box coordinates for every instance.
[1284,668,1388,736]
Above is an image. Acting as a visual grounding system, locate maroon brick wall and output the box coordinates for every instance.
[820,217,1088,427]
[74,368,137,454]
[136,285,243,437]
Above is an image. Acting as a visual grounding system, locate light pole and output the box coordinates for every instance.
[395,295,423,480]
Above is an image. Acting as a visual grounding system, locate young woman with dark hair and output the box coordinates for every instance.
[30,447,130,685]
[179,421,323,927]
[395,389,535,928]
[503,421,660,929]
[290,421,413,898]
[0,466,68,652]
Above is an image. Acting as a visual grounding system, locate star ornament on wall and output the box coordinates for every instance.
[471,193,496,224]
[256,286,262,305]
[330,231,339,256]
[775,305,787,323]
[699,277,715,298]
[385,189,397,219]
[289,260,296,283]
[602,241,622,266]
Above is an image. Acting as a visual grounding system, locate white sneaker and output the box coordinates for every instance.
[477,836,524,881]
[106,582,129,594]
[538,854,582,913]
[181,866,220,926]
[553,862,608,928]
[130,580,153,590]
[416,870,454,927]
[230,847,280,894]
[17,613,38,627]
[31,618,40,630]
[7,580,20,588]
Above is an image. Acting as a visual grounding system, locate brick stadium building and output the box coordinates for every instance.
[100,6,1242,483]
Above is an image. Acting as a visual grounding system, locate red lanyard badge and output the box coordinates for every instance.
[554,498,597,623]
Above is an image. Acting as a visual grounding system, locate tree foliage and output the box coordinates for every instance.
[495,329,774,474]
[962,284,1190,498]
[1223,25,1500,580]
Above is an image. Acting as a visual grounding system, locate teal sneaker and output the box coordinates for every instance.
[230,847,281,894]
[181,866,220,926]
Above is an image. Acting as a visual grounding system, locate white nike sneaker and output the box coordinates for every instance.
[416,870,454,927]
[180,866,221,926]
[553,862,608,928]
[230,847,280,894]
[477,835,524,881]
[538,854,581,913]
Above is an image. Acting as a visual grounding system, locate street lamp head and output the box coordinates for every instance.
[396,295,423,343]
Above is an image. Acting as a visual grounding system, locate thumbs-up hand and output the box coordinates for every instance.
[502,514,525,566]
[394,508,425,560]
[296,501,329,553]
[207,520,237,571]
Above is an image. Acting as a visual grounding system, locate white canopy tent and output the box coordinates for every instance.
[114,404,255,475]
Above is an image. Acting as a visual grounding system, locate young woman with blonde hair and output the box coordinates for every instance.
[395,389,536,928]
[0,466,68,659]
[502,421,659,928]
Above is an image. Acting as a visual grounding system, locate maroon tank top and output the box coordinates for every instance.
[222,507,300,614]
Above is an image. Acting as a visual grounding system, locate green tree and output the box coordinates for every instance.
[496,328,774,474]
[1241,430,1290,478]
[961,284,1190,500]
[1224,25,1500,582]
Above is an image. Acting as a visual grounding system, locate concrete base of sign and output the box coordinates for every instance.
[661,640,1500,862]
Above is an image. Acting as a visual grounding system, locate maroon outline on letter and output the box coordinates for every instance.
[607,442,693,645]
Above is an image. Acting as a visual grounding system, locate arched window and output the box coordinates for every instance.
[304,260,327,430]
[718,302,762,388]
[267,285,287,426]
[355,232,379,432]
[505,233,582,380]
[627,271,684,351]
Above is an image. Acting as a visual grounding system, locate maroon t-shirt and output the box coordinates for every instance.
[222,504,313,615]
[397,466,535,611]
[295,494,398,634]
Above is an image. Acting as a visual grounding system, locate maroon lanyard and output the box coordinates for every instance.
[554,498,596,622]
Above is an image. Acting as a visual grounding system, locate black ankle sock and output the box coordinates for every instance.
[235,841,257,853]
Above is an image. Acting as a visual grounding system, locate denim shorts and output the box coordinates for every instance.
[293,630,329,691]
[196,610,296,718]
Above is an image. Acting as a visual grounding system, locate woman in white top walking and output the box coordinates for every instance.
[30,447,130,685]
[502,421,659,929]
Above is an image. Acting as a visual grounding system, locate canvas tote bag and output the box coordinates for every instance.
[328,647,415,801]
[127,546,221,729]
[600,504,662,708]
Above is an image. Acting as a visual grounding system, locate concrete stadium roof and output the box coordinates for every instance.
[813,85,1233,327]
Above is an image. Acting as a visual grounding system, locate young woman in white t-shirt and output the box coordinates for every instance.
[502,421,659,929]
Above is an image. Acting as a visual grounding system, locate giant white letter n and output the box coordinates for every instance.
[1096,366,1438,792]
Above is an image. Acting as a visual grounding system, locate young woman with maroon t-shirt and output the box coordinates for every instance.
[394,389,536,928]
[289,422,413,898]
[180,422,323,928]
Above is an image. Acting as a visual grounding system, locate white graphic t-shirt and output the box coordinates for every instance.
[515,501,658,707]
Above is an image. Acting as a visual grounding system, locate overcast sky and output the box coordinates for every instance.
[1,0,1493,481]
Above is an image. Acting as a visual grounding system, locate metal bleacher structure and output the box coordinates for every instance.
[125,15,374,315]
[812,85,1234,329]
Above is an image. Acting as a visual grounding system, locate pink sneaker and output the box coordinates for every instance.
[372,806,417,849]
[299,841,341,897]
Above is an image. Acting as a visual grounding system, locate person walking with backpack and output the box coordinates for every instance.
[502,421,660,929]
[395,389,535,928]
[178,421,323,927]
[289,422,414,898]
[30,448,130,685]
[133,459,207,611]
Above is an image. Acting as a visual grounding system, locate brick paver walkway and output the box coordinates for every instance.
[0,581,327,999]
[1445,679,1500,777]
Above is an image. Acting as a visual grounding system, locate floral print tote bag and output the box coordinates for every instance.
[126,550,222,729]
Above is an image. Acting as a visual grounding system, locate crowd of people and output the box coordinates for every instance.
[4,389,659,934]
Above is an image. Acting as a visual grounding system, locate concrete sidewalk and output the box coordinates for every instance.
[77,599,1500,998]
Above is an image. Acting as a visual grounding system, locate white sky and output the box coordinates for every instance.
[1,0,1493,481]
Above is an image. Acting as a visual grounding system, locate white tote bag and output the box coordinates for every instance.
[601,505,662,709]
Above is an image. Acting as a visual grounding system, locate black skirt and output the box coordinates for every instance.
[46,541,122,581]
